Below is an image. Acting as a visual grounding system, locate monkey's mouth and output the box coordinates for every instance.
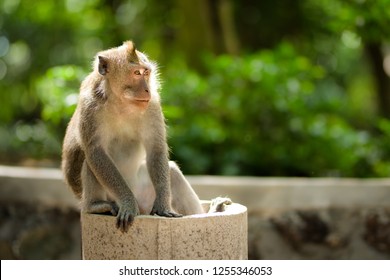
[132,99,150,107]
[134,99,150,103]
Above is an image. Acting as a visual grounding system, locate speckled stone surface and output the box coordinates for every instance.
[81,202,247,260]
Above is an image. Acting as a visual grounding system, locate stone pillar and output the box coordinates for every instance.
[81,202,247,260]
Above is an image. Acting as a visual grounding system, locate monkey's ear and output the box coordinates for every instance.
[124,41,139,63]
[98,55,109,75]
[130,47,138,63]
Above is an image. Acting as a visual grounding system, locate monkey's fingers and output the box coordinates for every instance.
[167,212,183,218]
[116,212,135,233]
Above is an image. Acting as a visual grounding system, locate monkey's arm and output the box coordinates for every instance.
[144,108,181,218]
[147,149,181,217]
[84,142,140,232]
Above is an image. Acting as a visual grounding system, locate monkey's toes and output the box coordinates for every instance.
[209,197,233,213]
[151,209,182,218]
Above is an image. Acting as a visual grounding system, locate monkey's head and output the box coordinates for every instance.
[94,41,159,108]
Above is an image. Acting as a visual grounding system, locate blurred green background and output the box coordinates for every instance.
[1,0,390,177]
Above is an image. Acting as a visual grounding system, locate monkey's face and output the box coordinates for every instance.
[96,42,156,110]
[119,64,152,108]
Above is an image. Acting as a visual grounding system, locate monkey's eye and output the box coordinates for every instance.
[144,70,150,76]
[134,70,141,75]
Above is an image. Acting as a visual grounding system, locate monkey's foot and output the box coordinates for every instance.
[208,197,232,213]
[86,201,119,216]
[150,206,182,218]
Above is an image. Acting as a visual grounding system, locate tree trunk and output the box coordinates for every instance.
[365,43,390,119]
[175,0,216,70]
[217,0,240,55]
[174,0,240,70]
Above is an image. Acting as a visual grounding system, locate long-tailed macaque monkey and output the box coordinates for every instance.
[62,41,207,232]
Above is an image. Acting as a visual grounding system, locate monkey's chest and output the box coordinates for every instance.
[99,116,146,180]
[108,138,146,179]
[99,114,142,148]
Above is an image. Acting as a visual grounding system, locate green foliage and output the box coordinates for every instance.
[1,0,390,177]
[305,0,390,42]
[163,44,382,176]
[36,65,85,125]
[0,64,85,162]
[0,121,61,162]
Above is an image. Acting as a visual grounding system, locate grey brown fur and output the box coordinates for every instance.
[62,41,204,232]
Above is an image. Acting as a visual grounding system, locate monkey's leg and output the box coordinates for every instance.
[133,163,156,215]
[81,162,118,216]
[62,146,84,199]
[169,161,204,215]
[146,154,182,218]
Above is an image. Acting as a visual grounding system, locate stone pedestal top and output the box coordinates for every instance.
[81,202,247,260]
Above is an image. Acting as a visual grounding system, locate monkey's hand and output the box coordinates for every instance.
[116,204,140,233]
[150,202,182,218]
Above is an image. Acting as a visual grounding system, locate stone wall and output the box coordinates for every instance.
[0,165,389,259]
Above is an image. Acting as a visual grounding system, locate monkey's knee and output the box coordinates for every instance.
[168,161,179,170]
[169,161,184,180]
[168,161,190,190]
[168,161,204,215]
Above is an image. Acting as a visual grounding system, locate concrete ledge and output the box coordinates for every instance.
[81,202,247,260]
[0,165,78,209]
[191,176,390,212]
[2,165,390,211]
[2,165,390,260]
